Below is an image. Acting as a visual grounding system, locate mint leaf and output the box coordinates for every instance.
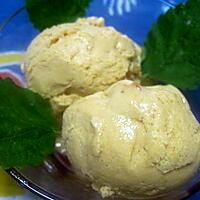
[142,0,200,89]
[0,79,58,169]
[26,0,91,31]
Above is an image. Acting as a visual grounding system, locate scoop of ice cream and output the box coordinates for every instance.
[50,94,81,123]
[62,80,200,198]
[23,17,141,100]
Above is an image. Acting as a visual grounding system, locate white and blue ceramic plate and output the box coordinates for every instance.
[0,0,200,199]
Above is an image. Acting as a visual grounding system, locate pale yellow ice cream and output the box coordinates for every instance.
[23,17,141,105]
[62,80,200,198]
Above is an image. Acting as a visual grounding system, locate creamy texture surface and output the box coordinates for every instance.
[62,80,200,198]
[23,17,141,101]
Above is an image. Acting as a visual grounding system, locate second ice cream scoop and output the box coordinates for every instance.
[62,80,200,199]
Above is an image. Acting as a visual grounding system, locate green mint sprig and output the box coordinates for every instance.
[142,0,200,89]
[26,0,91,31]
[0,79,58,169]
